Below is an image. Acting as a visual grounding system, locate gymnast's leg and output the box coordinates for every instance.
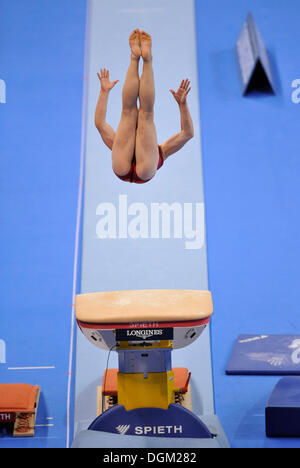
[111,29,140,176]
[135,31,159,181]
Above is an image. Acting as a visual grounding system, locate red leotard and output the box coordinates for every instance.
[114,145,164,184]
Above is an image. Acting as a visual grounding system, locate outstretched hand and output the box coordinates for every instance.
[97,68,119,92]
[170,79,191,104]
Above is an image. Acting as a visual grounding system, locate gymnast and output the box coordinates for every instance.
[95,29,194,184]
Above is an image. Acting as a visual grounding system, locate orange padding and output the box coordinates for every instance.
[102,368,189,396]
[0,384,39,413]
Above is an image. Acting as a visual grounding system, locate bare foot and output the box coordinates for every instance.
[129,29,141,59]
[140,30,152,61]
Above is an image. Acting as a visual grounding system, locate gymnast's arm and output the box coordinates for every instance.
[95,68,119,151]
[160,79,194,160]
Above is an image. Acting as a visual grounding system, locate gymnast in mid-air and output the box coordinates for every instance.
[95,29,194,184]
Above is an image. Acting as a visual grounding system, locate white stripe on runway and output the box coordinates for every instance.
[8,366,55,370]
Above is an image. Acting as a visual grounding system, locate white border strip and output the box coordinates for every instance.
[65,0,90,449]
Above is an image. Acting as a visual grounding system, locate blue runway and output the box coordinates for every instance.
[74,0,214,439]
[195,0,300,448]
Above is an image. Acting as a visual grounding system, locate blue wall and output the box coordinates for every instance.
[195,0,300,448]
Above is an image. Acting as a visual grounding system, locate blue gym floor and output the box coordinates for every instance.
[0,0,299,448]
